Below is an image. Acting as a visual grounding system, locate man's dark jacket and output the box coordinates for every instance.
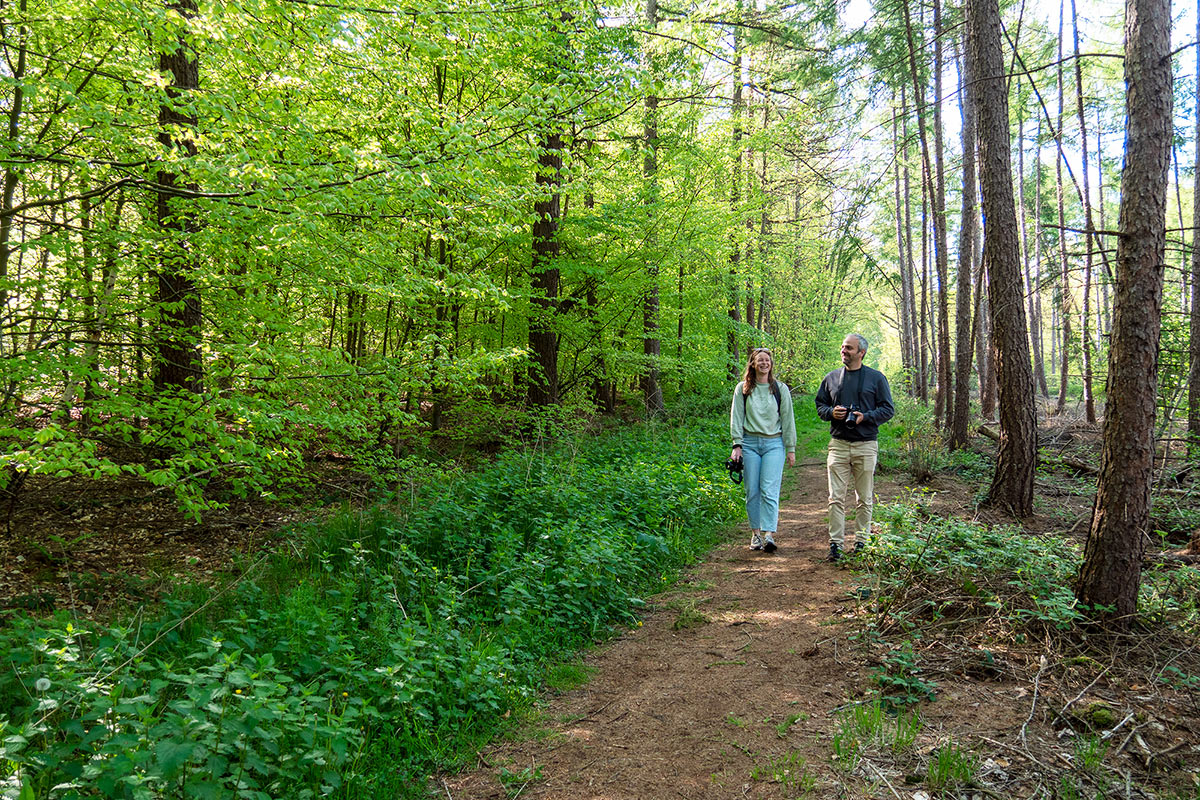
[815,365,895,442]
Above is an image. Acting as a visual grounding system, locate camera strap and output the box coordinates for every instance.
[842,367,864,410]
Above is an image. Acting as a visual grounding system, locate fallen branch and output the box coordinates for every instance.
[1021,655,1049,748]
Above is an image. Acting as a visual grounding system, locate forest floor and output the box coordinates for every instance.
[4,423,1200,799]
[442,458,1200,800]
[0,461,368,615]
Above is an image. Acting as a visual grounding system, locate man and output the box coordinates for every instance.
[815,333,895,562]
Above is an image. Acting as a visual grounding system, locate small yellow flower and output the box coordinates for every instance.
[341,692,349,698]
[234,689,242,695]
[637,621,643,627]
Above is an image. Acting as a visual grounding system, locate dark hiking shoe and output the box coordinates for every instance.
[827,543,841,562]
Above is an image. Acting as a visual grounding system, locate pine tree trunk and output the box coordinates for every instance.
[1032,116,1051,397]
[1071,0,1097,423]
[0,0,27,347]
[1054,1,1072,416]
[1076,0,1172,624]
[1189,3,1200,459]
[950,36,977,449]
[893,99,915,385]
[969,0,1038,516]
[902,86,919,394]
[932,0,953,429]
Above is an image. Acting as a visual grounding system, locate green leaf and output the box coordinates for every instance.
[156,740,196,778]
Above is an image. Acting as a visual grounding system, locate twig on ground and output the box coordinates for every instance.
[964,783,1010,800]
[861,759,902,800]
[1114,721,1152,759]
[1058,665,1111,722]
[1100,711,1137,741]
[441,777,454,800]
[978,735,1054,772]
[1022,654,1049,749]
[577,697,619,723]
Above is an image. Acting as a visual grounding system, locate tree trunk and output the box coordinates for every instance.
[528,124,562,406]
[0,0,27,350]
[950,36,977,450]
[1096,106,1113,337]
[920,190,930,404]
[901,0,935,407]
[727,3,744,378]
[1054,1,1072,416]
[1189,3,1200,459]
[1031,115,1051,397]
[969,0,1038,517]
[154,0,203,395]
[1076,0,1172,624]
[1071,0,1097,424]
[893,98,915,385]
[641,0,664,415]
[933,0,953,430]
[902,85,919,394]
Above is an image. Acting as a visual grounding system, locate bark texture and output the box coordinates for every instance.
[154,0,203,394]
[1076,0,1172,622]
[969,0,1038,516]
[950,37,977,450]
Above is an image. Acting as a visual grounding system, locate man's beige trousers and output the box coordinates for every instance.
[826,438,878,546]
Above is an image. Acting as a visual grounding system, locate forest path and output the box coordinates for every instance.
[443,460,903,799]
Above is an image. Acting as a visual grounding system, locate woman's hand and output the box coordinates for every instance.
[730,445,742,461]
[786,452,795,467]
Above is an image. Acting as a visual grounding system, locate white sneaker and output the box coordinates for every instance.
[763,534,777,553]
[750,533,764,550]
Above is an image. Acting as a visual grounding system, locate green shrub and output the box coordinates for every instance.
[878,394,945,482]
[1,412,741,799]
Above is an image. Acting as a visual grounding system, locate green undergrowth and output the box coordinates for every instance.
[0,412,741,799]
[865,500,1200,636]
[790,394,830,460]
[838,497,1200,798]
[868,501,1085,632]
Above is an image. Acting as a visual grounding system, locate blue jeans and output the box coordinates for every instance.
[742,434,785,532]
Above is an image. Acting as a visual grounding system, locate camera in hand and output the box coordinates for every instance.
[845,404,859,426]
[725,455,744,484]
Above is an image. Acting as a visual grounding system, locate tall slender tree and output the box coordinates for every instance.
[969,0,1038,516]
[154,0,203,394]
[641,0,664,414]
[1076,0,1173,624]
[950,37,977,450]
[527,16,567,407]
[1054,1,1073,416]
[1190,3,1200,459]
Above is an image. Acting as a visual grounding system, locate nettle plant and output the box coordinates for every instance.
[1,415,742,798]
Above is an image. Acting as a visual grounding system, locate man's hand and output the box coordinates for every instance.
[833,405,848,420]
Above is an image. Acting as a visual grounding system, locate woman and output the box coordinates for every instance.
[729,348,797,552]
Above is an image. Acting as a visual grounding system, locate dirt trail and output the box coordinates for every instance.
[443,461,927,799]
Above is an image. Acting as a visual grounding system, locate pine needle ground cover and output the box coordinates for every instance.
[0,415,740,799]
